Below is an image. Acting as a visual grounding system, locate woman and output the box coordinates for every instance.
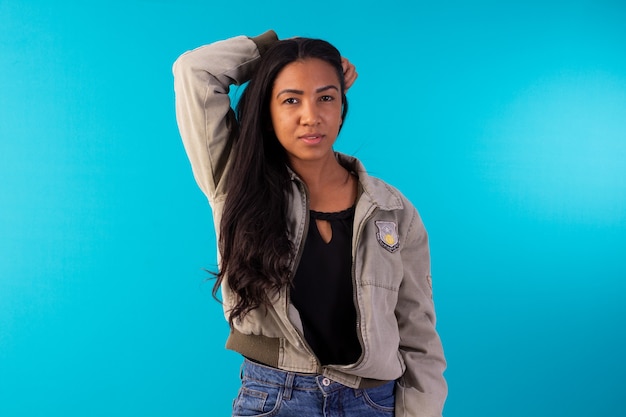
[173,30,447,417]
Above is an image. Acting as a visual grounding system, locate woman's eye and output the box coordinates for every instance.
[283,97,298,104]
[320,95,334,102]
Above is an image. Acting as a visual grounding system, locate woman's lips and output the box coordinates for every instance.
[299,133,324,144]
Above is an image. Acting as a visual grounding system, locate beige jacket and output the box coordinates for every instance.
[173,31,447,417]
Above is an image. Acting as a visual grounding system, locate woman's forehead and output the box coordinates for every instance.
[273,58,341,90]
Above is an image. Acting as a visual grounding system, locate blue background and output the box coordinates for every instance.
[1,1,625,416]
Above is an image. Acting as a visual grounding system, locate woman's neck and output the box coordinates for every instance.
[290,154,357,212]
[289,153,341,188]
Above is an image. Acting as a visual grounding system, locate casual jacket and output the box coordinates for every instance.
[173,30,447,417]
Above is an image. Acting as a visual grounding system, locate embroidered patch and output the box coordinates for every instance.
[375,221,399,253]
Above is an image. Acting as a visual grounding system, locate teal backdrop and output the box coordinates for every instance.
[1,1,625,416]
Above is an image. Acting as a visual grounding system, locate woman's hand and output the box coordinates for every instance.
[341,57,358,91]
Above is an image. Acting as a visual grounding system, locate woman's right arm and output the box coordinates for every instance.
[173,30,278,203]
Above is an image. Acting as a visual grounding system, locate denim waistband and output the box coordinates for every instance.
[238,359,397,414]
[242,358,388,394]
[241,359,333,391]
[241,358,393,390]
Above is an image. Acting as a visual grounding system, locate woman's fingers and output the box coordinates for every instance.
[341,57,358,91]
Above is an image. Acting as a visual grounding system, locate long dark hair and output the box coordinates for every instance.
[215,37,349,326]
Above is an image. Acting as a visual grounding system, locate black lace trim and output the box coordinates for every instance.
[309,205,356,221]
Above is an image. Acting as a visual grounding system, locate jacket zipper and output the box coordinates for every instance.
[284,179,319,365]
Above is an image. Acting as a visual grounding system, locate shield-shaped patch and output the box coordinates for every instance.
[375,221,400,253]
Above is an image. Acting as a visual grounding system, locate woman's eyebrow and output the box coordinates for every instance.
[276,88,304,97]
[315,85,339,93]
[276,85,339,98]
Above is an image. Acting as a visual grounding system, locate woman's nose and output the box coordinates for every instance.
[300,101,320,126]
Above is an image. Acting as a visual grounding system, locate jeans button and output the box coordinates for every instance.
[322,377,331,386]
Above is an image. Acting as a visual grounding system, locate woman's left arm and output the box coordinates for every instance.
[394,208,447,417]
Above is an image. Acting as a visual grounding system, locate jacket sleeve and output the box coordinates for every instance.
[395,208,448,417]
[172,30,278,203]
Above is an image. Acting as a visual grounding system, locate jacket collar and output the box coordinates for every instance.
[336,153,404,211]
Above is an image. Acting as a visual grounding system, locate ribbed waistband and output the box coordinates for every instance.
[228,330,391,389]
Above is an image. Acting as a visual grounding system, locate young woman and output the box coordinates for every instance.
[173,30,447,417]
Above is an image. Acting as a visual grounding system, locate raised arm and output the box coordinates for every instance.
[173,30,278,203]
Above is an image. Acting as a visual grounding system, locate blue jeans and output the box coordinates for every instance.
[232,359,395,417]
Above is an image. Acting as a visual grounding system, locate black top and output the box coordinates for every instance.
[290,206,362,365]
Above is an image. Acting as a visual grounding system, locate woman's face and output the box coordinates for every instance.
[269,58,343,167]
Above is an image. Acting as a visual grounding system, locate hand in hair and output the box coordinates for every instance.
[341,57,358,90]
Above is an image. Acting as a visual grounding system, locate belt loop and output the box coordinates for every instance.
[282,372,295,400]
[239,360,246,380]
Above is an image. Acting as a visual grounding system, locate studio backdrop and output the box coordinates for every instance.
[1,1,625,416]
